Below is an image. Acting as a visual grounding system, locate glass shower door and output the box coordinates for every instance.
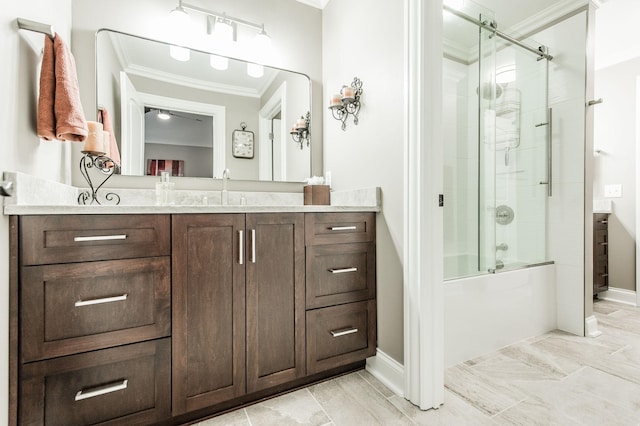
[490,36,550,270]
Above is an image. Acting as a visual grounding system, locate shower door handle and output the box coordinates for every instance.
[547,107,553,197]
[538,108,553,197]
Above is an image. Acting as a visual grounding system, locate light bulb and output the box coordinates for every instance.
[157,110,171,120]
[247,63,264,78]
[169,6,190,30]
[170,45,190,61]
[210,54,229,70]
[214,19,234,43]
[254,29,271,51]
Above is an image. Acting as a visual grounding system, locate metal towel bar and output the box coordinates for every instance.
[17,18,55,39]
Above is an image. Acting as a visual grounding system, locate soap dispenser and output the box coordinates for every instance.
[156,171,175,205]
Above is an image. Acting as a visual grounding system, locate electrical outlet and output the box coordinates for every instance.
[604,184,622,198]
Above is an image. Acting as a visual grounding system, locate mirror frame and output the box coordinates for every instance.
[95,28,314,183]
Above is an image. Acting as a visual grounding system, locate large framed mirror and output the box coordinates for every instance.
[96,29,312,182]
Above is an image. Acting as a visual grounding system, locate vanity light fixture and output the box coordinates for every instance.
[328,77,363,131]
[290,112,311,150]
[168,0,272,70]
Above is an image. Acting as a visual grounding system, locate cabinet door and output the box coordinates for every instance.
[172,214,246,414]
[246,213,305,392]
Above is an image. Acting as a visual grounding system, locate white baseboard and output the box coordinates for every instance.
[599,287,637,306]
[585,315,602,337]
[365,349,404,398]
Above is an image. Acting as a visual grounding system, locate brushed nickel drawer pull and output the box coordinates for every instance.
[329,226,357,231]
[330,327,358,337]
[239,230,244,265]
[251,229,256,263]
[598,220,608,224]
[329,267,358,274]
[75,379,128,401]
[75,294,128,307]
[601,273,609,277]
[599,242,608,246]
[74,234,127,242]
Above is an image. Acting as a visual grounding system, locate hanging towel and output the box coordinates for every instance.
[37,33,88,141]
[53,33,87,141]
[36,35,56,140]
[98,107,121,165]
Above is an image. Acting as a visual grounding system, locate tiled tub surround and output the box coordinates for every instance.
[2,172,380,214]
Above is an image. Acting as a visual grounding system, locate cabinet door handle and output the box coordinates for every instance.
[74,234,127,242]
[75,379,128,401]
[600,273,609,277]
[330,327,358,338]
[250,229,256,263]
[329,226,357,231]
[75,294,128,307]
[328,267,358,274]
[239,230,244,265]
[599,242,608,246]
[598,220,608,224]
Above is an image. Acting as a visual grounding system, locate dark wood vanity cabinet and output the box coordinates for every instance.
[14,215,172,425]
[11,211,375,425]
[171,213,306,415]
[304,212,377,374]
[594,213,609,296]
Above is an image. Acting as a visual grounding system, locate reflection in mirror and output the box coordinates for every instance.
[96,29,312,182]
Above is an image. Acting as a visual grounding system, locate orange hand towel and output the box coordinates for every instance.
[98,107,121,165]
[36,35,56,140]
[53,33,88,141]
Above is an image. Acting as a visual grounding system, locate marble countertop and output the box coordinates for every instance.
[4,204,379,215]
[2,172,380,215]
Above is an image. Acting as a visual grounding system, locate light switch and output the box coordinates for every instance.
[604,184,622,198]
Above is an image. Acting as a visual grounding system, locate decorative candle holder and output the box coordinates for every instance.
[328,77,363,131]
[77,152,121,205]
[290,111,311,150]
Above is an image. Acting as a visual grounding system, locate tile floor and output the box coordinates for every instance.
[197,300,640,425]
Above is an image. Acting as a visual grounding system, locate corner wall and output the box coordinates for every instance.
[322,0,405,363]
[534,10,589,335]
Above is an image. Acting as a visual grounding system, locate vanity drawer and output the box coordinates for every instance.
[20,338,171,426]
[306,242,375,309]
[21,257,171,362]
[306,300,376,374]
[305,212,375,245]
[20,214,170,265]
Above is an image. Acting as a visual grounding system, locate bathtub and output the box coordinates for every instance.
[444,262,557,367]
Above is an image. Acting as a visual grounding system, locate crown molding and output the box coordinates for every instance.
[124,64,261,98]
[509,0,589,38]
[295,0,331,10]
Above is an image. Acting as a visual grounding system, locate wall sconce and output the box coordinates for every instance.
[328,77,363,131]
[290,112,311,150]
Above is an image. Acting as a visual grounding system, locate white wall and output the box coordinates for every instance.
[71,0,323,189]
[534,10,589,335]
[1,1,73,422]
[593,58,639,292]
[323,0,404,363]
